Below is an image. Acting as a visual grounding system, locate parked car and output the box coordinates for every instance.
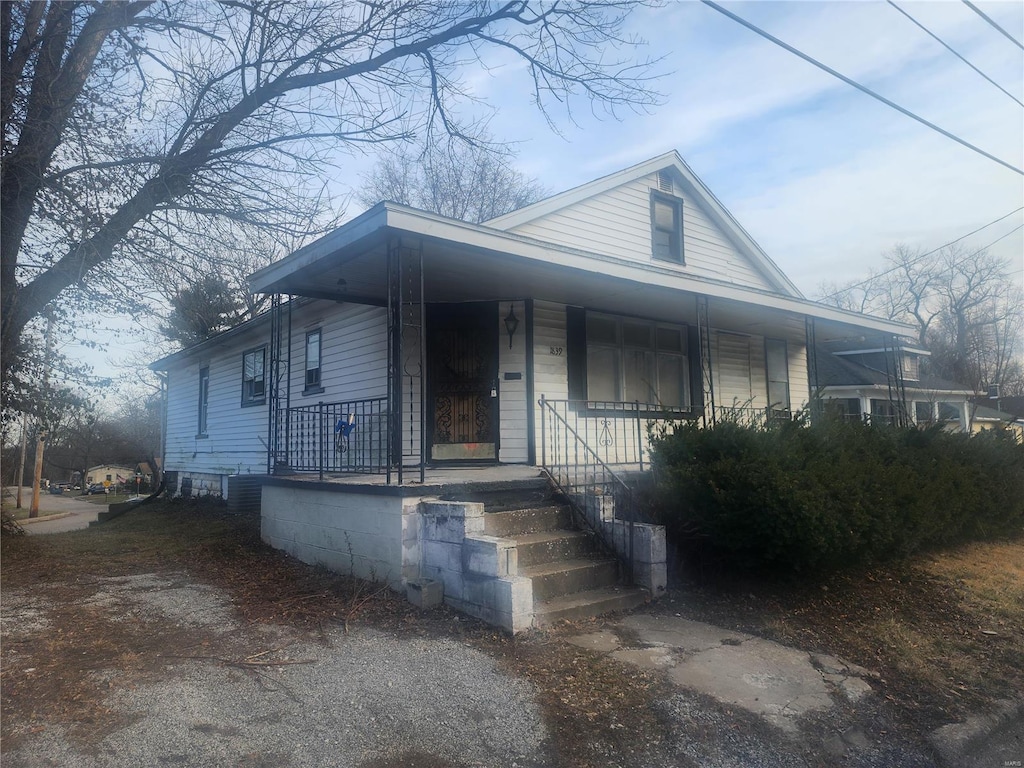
[48,486,64,495]
[85,483,109,495]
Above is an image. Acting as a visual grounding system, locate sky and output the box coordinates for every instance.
[71,0,1024,389]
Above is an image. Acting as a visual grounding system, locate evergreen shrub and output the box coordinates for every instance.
[647,415,1024,576]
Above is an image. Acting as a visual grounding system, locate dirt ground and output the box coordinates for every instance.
[2,500,1021,766]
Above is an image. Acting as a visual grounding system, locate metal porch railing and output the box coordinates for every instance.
[279,397,390,479]
[711,405,793,429]
[539,396,658,586]
[537,399,690,470]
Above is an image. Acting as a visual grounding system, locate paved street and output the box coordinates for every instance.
[7,487,102,534]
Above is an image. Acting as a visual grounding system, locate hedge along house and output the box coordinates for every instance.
[151,150,914,631]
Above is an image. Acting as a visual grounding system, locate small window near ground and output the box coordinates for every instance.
[198,366,210,436]
[650,190,684,264]
[304,329,323,393]
[242,347,266,406]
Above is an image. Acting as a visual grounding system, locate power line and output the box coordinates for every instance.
[961,0,1024,50]
[888,1,1023,108]
[820,214,1024,300]
[700,0,1024,176]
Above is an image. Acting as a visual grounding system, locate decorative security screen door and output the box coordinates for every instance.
[427,302,498,461]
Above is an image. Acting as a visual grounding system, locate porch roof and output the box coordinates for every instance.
[249,202,915,343]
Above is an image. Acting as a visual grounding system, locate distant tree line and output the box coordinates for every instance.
[819,243,1024,397]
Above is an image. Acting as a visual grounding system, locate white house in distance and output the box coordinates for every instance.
[85,465,136,487]
[816,339,976,429]
[151,150,917,631]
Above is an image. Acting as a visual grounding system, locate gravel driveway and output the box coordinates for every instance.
[2,574,549,768]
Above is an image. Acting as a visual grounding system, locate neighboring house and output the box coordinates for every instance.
[135,458,163,486]
[84,465,135,486]
[150,150,920,631]
[969,403,1024,441]
[815,339,976,430]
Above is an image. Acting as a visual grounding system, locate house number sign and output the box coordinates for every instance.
[549,346,563,356]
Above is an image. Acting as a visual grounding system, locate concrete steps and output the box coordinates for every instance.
[521,557,620,600]
[483,505,573,537]
[512,530,596,567]
[534,585,650,626]
[478,488,648,626]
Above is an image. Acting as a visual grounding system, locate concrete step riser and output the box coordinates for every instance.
[441,480,552,513]
[484,506,573,537]
[531,560,619,600]
[535,591,648,625]
[515,534,598,567]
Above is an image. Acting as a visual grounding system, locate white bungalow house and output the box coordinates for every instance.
[151,150,915,631]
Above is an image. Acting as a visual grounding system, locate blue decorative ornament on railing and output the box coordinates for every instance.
[335,413,356,453]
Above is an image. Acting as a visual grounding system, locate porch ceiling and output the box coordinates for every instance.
[249,203,914,343]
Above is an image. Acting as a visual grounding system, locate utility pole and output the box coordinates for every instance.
[29,428,46,518]
[29,313,54,518]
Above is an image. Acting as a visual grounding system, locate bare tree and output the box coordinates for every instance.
[2,0,661,407]
[819,244,1024,392]
[358,136,546,222]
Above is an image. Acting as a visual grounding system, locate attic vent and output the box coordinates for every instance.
[657,170,674,194]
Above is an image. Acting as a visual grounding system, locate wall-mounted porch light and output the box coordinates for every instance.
[504,304,519,349]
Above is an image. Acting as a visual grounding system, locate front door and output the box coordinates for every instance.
[427,303,498,461]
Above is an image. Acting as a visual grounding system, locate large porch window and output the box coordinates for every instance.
[585,312,690,408]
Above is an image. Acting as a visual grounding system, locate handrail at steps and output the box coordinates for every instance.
[539,394,637,586]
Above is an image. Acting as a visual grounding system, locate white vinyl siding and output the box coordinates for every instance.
[505,173,777,291]
[289,302,388,403]
[163,328,271,478]
[498,300,529,463]
[163,300,391,480]
[532,300,570,403]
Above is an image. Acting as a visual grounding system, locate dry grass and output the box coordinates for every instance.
[1,501,672,767]
[4,500,1020,764]
[668,536,1024,732]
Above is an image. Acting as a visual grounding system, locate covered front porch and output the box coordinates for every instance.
[250,202,913,486]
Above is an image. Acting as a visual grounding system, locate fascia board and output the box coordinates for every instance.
[240,202,914,342]
[667,155,803,299]
[833,347,931,357]
[380,208,915,337]
[249,204,391,293]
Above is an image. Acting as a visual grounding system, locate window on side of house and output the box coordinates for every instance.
[870,398,896,425]
[915,401,934,424]
[584,312,689,409]
[304,329,323,394]
[197,366,210,436]
[650,190,684,264]
[241,347,266,406]
[764,339,790,414]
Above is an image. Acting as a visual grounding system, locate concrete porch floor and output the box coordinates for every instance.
[266,464,550,497]
[269,462,647,495]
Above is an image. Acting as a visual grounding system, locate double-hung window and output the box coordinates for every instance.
[650,190,684,264]
[241,347,266,406]
[304,329,323,393]
[197,367,210,436]
[584,313,689,409]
